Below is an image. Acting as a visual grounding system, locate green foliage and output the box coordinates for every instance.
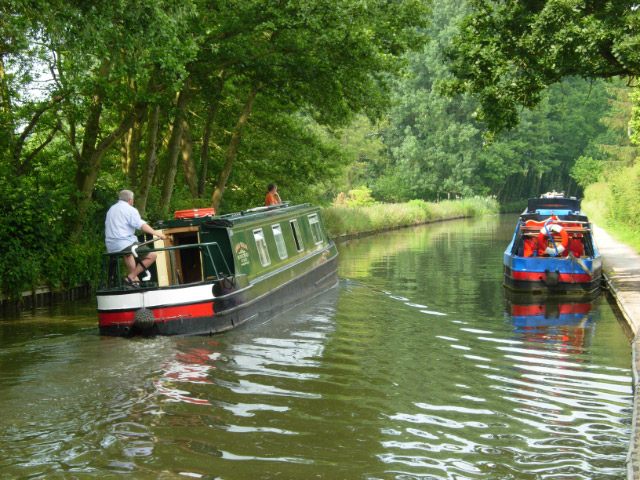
[0,0,432,297]
[580,84,640,244]
[582,181,640,254]
[608,163,640,227]
[570,156,602,189]
[371,174,414,203]
[0,174,103,298]
[323,197,498,237]
[499,200,527,214]
[630,90,640,148]
[446,0,640,135]
[334,186,376,207]
[375,0,610,203]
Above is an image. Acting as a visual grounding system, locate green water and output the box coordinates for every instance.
[0,216,632,479]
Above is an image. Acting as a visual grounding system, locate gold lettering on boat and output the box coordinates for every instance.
[235,242,250,266]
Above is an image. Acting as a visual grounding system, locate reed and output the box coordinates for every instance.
[322,197,499,238]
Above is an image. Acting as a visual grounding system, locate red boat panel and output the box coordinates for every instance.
[511,271,592,282]
[511,302,592,316]
[99,301,214,327]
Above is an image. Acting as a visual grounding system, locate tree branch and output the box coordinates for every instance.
[16,121,62,176]
[13,92,69,163]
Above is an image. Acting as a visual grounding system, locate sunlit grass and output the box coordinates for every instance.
[583,182,640,254]
[322,197,499,238]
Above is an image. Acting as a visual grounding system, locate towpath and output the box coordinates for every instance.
[592,225,640,479]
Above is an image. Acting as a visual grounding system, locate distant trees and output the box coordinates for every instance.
[341,0,614,203]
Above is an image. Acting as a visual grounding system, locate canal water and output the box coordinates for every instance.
[0,216,632,479]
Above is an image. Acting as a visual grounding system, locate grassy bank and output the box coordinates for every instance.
[583,182,640,253]
[322,197,499,238]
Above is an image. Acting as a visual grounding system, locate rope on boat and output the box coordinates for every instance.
[543,221,559,256]
[569,252,591,275]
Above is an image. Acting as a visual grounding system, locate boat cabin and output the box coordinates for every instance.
[99,203,332,292]
[507,197,594,259]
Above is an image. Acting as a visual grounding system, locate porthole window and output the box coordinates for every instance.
[272,224,288,260]
[308,214,323,244]
[253,228,271,266]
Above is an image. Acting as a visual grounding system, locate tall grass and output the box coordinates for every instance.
[322,197,499,238]
[583,181,640,253]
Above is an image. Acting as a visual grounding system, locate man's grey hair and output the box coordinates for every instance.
[118,190,134,202]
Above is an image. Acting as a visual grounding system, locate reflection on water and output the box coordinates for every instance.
[0,215,632,479]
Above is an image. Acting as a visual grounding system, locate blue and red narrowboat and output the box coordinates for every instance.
[96,203,338,336]
[503,193,602,295]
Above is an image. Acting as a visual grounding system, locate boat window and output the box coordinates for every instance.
[290,219,304,252]
[308,214,323,244]
[272,224,288,260]
[253,228,271,267]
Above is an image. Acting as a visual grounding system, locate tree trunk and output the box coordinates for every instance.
[198,102,219,197]
[121,129,130,174]
[181,117,199,197]
[71,110,138,239]
[0,55,12,158]
[137,104,160,216]
[122,106,147,188]
[198,74,225,197]
[211,83,259,212]
[159,80,191,216]
[0,55,9,116]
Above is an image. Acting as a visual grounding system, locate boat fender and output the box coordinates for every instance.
[134,308,155,330]
[538,223,569,256]
[544,270,560,287]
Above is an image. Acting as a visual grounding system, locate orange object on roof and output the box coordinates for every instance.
[174,208,216,219]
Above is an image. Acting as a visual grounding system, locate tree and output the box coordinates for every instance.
[446,0,640,135]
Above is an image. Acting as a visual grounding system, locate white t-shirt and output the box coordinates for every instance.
[105,200,146,252]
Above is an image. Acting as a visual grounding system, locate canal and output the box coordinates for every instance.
[0,215,632,479]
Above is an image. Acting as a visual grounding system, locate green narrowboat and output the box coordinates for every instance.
[97,203,338,336]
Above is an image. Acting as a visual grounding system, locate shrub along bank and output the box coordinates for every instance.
[582,178,640,254]
[322,197,499,239]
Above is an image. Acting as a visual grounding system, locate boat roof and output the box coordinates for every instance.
[527,196,581,213]
[519,196,588,223]
[157,202,319,229]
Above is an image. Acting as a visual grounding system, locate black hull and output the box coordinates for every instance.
[99,252,338,337]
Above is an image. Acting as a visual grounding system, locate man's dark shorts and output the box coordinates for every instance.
[119,242,150,260]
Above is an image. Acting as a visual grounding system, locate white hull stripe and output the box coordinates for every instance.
[97,283,215,311]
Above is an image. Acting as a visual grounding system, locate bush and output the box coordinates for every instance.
[609,163,640,227]
[333,186,375,207]
[322,197,497,238]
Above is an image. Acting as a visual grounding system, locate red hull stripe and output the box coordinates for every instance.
[511,271,592,282]
[98,302,214,327]
[512,303,593,316]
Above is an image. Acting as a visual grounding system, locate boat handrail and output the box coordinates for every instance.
[520,219,591,226]
[216,202,311,221]
[520,227,590,236]
[101,241,232,288]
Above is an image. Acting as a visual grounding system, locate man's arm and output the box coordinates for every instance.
[141,223,166,240]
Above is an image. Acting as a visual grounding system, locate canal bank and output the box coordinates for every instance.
[592,225,640,479]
